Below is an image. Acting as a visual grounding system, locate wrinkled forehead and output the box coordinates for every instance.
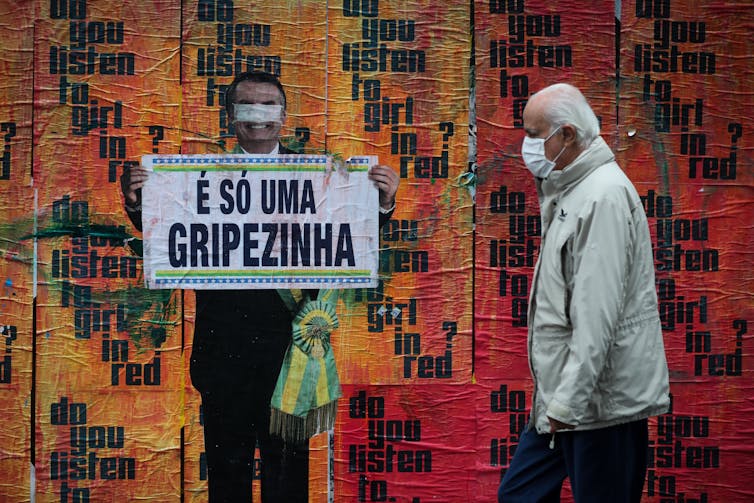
[233,81,285,105]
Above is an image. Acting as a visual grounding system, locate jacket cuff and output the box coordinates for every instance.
[546,398,576,425]
[379,201,396,214]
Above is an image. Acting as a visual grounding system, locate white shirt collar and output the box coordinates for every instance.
[240,143,279,155]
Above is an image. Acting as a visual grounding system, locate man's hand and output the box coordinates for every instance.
[120,164,149,210]
[548,416,575,433]
[368,164,399,210]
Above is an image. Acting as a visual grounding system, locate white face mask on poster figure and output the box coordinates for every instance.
[232,104,284,124]
[521,125,567,179]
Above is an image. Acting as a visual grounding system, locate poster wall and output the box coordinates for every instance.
[617,1,754,500]
[0,0,750,502]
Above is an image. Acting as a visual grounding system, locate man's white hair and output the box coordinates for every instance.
[536,83,601,148]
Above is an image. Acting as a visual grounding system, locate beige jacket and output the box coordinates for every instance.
[528,136,670,434]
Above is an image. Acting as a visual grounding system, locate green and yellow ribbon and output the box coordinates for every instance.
[270,288,342,444]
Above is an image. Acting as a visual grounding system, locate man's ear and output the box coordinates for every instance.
[561,124,577,146]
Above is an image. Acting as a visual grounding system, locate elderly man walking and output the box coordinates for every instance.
[497,83,670,503]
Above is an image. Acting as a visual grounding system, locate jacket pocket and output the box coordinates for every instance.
[601,313,666,416]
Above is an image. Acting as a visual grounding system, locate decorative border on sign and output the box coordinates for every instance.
[148,155,372,172]
[154,277,374,286]
[154,269,375,286]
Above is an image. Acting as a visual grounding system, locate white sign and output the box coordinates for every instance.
[141,154,380,289]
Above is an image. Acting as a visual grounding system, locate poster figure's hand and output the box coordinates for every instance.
[120,164,149,210]
[368,164,399,211]
[548,416,575,433]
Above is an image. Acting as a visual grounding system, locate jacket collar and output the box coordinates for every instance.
[540,135,614,195]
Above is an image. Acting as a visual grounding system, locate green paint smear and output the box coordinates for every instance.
[339,287,380,308]
[47,279,179,351]
[30,218,174,350]
[27,218,143,256]
[24,222,132,242]
[110,286,178,350]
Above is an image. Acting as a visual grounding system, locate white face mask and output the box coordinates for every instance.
[521,126,566,178]
[232,104,283,124]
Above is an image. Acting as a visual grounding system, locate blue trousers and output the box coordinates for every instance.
[498,419,648,503]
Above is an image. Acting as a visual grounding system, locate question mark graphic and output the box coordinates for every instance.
[148,125,164,153]
[439,122,454,149]
[1,122,16,180]
[728,123,742,146]
[443,321,457,349]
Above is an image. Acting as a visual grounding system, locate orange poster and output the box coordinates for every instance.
[619,1,754,500]
[0,2,34,502]
[327,1,472,500]
[327,0,473,386]
[33,1,183,500]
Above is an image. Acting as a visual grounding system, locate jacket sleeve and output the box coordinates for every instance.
[125,207,142,232]
[378,208,394,228]
[545,194,632,425]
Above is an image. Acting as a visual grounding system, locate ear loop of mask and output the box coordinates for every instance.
[232,104,283,124]
[549,126,572,166]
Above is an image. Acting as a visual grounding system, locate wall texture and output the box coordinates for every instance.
[0,0,751,501]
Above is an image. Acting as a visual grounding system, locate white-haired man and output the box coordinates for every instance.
[497,83,669,502]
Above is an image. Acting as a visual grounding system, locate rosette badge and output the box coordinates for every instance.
[292,300,339,359]
[270,290,343,444]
